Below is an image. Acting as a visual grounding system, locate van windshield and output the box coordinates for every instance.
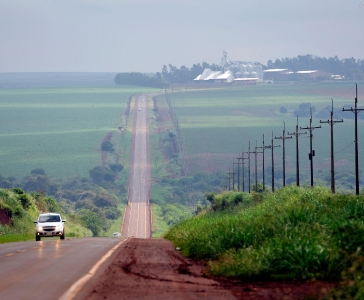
[38,215,61,223]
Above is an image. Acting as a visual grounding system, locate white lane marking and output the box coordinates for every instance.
[58,239,126,300]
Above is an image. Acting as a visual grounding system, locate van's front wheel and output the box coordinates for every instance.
[36,235,40,241]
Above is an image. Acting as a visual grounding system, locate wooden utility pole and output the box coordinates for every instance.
[256,134,273,191]
[254,141,263,192]
[288,117,307,187]
[300,107,321,187]
[228,168,235,191]
[247,141,262,192]
[275,121,292,187]
[237,152,249,192]
[233,162,239,191]
[320,99,343,193]
[342,84,363,195]
[248,141,251,193]
[265,131,281,191]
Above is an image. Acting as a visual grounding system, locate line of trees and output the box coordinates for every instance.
[114,55,364,87]
[267,55,364,80]
[114,62,221,88]
[114,72,166,88]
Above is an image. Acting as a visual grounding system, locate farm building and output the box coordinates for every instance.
[263,69,292,81]
[234,77,259,85]
[194,51,338,84]
[194,51,263,83]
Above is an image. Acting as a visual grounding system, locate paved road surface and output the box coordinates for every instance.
[0,237,123,300]
[122,95,151,238]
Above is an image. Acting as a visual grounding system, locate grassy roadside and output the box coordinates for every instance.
[0,188,91,244]
[103,203,126,237]
[165,186,364,296]
[151,204,170,238]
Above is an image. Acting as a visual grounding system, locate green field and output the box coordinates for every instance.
[157,82,364,190]
[0,86,157,179]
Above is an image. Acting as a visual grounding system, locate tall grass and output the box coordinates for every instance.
[165,186,364,281]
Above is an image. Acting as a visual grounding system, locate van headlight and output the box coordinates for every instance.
[36,226,43,231]
[56,225,63,230]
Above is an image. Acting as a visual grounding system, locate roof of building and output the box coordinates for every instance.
[234,78,259,81]
[263,69,288,73]
[204,71,223,80]
[296,70,319,74]
[215,71,234,80]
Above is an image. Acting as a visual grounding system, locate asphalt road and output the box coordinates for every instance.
[122,95,151,238]
[0,237,123,300]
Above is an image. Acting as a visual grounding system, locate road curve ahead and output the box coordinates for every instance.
[122,95,151,238]
[0,237,124,300]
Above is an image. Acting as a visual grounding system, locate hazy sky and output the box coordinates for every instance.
[0,0,363,72]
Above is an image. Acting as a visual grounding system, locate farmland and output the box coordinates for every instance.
[155,82,364,191]
[0,86,157,179]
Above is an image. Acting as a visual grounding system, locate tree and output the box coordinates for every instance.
[80,210,103,236]
[293,103,314,117]
[12,188,32,210]
[89,167,104,184]
[101,141,114,153]
[205,192,216,204]
[109,163,123,173]
[279,106,287,114]
[114,72,166,88]
[93,191,117,208]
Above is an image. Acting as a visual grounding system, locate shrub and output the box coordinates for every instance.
[101,141,114,153]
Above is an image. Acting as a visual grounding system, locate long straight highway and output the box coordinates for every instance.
[122,95,151,238]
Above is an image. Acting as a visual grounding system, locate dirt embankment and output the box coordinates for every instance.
[84,239,235,300]
[82,239,334,300]
[0,209,11,226]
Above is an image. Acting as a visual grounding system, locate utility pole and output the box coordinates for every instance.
[256,134,272,191]
[237,152,249,192]
[342,84,363,195]
[254,141,263,192]
[223,176,229,191]
[248,141,251,193]
[275,121,292,187]
[288,117,307,187]
[320,99,343,193]
[266,131,281,192]
[228,168,235,191]
[247,141,262,192]
[300,107,321,187]
[233,162,240,191]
